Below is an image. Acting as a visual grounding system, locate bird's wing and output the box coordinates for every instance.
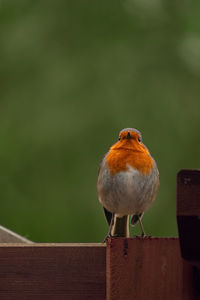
[103,207,113,226]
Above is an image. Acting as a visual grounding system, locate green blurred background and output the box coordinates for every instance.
[0,1,199,242]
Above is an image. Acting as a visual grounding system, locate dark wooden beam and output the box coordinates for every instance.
[177,169,200,299]
[177,169,200,262]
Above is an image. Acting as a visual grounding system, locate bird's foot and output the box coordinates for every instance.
[103,233,120,243]
[141,232,146,238]
[102,233,113,243]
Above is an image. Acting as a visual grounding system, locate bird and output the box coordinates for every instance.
[97,128,159,239]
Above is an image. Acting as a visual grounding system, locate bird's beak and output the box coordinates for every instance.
[127,132,131,139]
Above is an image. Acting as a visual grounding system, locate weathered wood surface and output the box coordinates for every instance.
[0,239,198,299]
[0,225,31,243]
[0,243,106,300]
[106,237,197,300]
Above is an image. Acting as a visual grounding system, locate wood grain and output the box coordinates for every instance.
[106,237,195,300]
[0,243,106,300]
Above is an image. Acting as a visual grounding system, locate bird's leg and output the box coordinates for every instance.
[138,217,146,238]
[103,213,115,242]
[108,212,115,237]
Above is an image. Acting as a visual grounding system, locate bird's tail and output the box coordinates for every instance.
[111,215,129,237]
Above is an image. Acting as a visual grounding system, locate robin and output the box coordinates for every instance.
[97,128,159,238]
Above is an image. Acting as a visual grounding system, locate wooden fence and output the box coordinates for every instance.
[0,169,199,299]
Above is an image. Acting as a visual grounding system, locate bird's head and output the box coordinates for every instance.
[113,128,148,153]
[118,128,142,143]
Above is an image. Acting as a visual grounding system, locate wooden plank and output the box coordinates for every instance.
[106,237,194,300]
[177,170,200,262]
[0,225,31,243]
[0,243,106,300]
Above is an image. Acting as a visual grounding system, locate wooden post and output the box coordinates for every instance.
[177,169,200,299]
[177,169,200,263]
[106,237,194,300]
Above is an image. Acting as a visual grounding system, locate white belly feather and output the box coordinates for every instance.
[97,163,158,216]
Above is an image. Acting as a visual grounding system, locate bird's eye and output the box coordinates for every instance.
[138,137,141,142]
[118,136,121,141]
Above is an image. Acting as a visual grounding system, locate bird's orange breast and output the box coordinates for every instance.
[106,143,154,175]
